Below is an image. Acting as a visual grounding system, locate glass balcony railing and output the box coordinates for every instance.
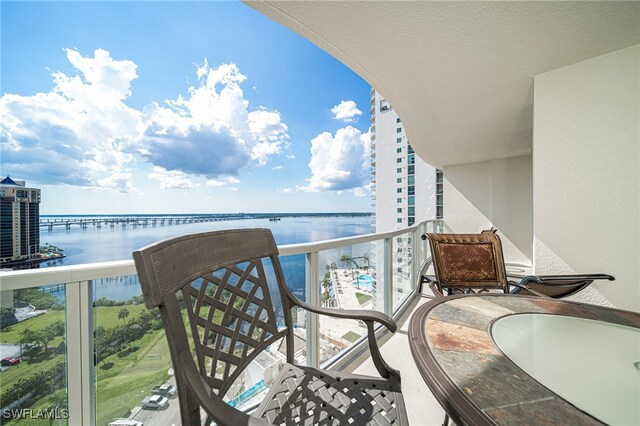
[0,220,445,425]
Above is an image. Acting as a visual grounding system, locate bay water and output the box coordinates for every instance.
[39,215,373,301]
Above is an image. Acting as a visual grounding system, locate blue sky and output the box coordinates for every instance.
[1,1,372,214]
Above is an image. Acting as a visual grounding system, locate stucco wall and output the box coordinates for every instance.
[533,44,639,311]
[443,155,533,266]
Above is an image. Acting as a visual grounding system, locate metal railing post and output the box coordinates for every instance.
[383,237,393,316]
[65,280,94,425]
[306,252,320,369]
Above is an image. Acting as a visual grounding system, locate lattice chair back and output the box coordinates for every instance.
[133,228,295,424]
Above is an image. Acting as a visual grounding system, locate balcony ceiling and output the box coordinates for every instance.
[245,1,640,168]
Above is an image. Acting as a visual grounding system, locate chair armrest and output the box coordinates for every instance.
[510,274,614,298]
[288,295,400,381]
[536,274,615,283]
[507,279,551,298]
[294,298,397,332]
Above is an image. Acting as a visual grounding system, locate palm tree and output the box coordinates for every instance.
[362,254,370,274]
[320,273,331,306]
[118,307,130,346]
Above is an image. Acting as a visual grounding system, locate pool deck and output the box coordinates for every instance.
[315,267,377,363]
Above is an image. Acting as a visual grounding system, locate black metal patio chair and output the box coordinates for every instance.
[133,228,407,426]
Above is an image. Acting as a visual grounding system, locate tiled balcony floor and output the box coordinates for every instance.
[351,294,446,426]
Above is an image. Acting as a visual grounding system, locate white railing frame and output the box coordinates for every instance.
[0,219,444,424]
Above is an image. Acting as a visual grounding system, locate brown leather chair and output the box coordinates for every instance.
[421,230,614,298]
[133,228,408,426]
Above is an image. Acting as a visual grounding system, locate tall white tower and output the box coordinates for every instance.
[370,89,442,233]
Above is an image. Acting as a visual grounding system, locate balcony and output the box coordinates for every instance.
[0,220,446,425]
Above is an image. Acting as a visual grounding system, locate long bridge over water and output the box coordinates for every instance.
[40,213,371,231]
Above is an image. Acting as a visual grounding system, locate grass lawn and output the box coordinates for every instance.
[1,302,231,425]
[95,327,172,425]
[0,310,65,343]
[94,304,148,328]
[341,331,363,343]
[355,292,373,305]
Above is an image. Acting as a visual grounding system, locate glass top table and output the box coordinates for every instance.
[492,313,640,425]
[408,294,640,425]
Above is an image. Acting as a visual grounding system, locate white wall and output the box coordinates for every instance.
[443,155,533,266]
[533,45,639,311]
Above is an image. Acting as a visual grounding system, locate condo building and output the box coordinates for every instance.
[0,176,41,265]
[369,89,442,233]
[369,89,444,310]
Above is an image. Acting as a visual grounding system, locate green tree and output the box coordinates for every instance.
[45,320,65,338]
[19,328,40,349]
[36,329,53,352]
[118,308,130,345]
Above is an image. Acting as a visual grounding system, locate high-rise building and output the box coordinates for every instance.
[369,89,443,308]
[369,89,442,233]
[0,176,41,265]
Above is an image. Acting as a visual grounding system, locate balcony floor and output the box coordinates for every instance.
[352,294,446,426]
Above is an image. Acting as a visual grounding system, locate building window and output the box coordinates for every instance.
[408,186,415,196]
[396,158,402,163]
[396,168,402,173]
[396,137,402,143]
[408,175,415,185]
[396,148,402,153]
[397,208,402,213]
[408,217,415,226]
[408,165,415,175]
[396,178,402,183]
[408,196,415,206]
[408,207,415,216]
[396,128,402,133]
[397,237,403,243]
[397,198,402,203]
[397,188,402,193]
[397,267,403,273]
[408,154,415,165]
[397,218,402,223]
[408,145,414,154]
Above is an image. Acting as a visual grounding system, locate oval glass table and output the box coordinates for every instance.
[408,294,640,425]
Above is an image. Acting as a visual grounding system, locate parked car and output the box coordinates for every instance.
[108,419,143,426]
[151,384,177,398]
[1,357,20,366]
[141,395,168,409]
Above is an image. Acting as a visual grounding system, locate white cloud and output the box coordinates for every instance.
[296,126,370,195]
[135,60,289,175]
[0,48,139,189]
[331,100,362,122]
[1,51,291,192]
[272,165,283,171]
[148,167,196,189]
[206,176,240,187]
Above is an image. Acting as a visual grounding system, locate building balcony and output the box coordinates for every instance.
[0,220,449,425]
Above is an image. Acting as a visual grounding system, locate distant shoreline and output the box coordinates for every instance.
[1,253,65,269]
[40,212,373,218]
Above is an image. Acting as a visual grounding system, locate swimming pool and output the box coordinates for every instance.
[353,274,375,291]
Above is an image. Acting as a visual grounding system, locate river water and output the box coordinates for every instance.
[39,215,373,301]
